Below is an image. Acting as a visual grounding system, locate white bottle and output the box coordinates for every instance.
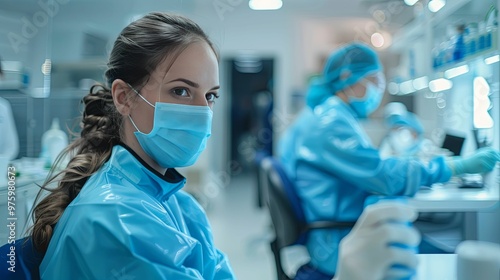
[41,118,69,168]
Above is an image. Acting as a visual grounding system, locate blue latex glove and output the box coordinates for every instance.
[447,147,500,175]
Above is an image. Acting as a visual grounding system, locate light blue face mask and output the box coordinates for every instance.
[127,85,212,168]
[348,81,383,118]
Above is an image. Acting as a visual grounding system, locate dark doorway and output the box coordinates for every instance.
[227,57,274,174]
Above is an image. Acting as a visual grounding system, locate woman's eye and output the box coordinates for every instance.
[172,88,189,97]
[206,92,220,102]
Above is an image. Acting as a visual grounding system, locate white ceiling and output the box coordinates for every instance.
[0,0,410,19]
[0,0,416,46]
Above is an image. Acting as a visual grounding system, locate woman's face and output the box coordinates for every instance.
[115,40,219,173]
[130,41,220,135]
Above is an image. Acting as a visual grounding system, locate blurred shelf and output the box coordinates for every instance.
[434,49,499,73]
[51,59,107,72]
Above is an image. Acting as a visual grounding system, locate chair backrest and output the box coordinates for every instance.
[0,237,43,280]
[261,157,306,248]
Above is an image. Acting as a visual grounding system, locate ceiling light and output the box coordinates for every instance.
[388,82,399,95]
[428,0,445,13]
[400,80,416,95]
[404,0,419,6]
[249,0,283,10]
[412,76,429,90]
[371,32,385,48]
[444,65,469,79]
[429,78,452,92]
[484,54,499,65]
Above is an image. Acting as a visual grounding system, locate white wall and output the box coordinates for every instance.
[5,1,382,197]
[0,10,30,63]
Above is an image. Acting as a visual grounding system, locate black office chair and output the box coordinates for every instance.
[260,157,356,280]
[0,236,44,280]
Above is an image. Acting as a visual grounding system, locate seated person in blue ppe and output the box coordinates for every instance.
[278,42,500,279]
[0,13,422,280]
[379,102,437,159]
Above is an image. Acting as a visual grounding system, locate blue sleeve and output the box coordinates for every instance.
[300,116,451,196]
[40,192,235,280]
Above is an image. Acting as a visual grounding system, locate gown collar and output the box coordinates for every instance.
[109,143,186,200]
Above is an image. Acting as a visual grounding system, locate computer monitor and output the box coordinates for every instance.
[441,133,466,156]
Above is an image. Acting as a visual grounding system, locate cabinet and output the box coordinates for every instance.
[389,0,500,245]
[389,0,499,151]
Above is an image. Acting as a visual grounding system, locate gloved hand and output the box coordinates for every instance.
[447,147,500,175]
[333,202,421,280]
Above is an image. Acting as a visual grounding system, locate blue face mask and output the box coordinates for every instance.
[348,81,383,118]
[128,86,212,168]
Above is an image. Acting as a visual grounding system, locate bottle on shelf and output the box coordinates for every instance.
[453,24,466,62]
[40,118,69,169]
[464,23,478,58]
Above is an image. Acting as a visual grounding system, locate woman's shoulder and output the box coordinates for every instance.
[73,167,153,205]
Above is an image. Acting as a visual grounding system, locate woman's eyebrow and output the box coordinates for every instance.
[166,78,220,90]
[167,78,199,88]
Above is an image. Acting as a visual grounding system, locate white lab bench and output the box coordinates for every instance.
[410,168,500,243]
[410,171,499,212]
[0,173,47,245]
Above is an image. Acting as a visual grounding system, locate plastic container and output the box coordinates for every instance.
[477,21,487,51]
[464,23,478,58]
[40,118,69,168]
[453,25,466,62]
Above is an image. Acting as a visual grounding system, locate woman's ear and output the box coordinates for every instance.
[112,79,133,116]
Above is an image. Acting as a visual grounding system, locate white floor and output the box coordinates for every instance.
[206,173,277,280]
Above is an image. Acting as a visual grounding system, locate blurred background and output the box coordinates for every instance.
[0,0,499,279]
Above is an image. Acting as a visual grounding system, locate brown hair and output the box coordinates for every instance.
[31,12,217,252]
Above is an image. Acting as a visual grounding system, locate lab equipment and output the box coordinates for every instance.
[456,240,500,280]
[40,144,234,279]
[334,202,420,280]
[128,85,212,168]
[40,118,68,168]
[446,147,500,175]
[459,174,484,188]
[441,133,465,156]
[0,61,28,90]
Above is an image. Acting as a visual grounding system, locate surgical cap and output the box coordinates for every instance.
[306,43,383,109]
[386,112,424,136]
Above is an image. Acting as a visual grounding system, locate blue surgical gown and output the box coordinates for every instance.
[40,144,235,279]
[278,96,452,275]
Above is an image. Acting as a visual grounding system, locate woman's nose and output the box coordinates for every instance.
[193,94,208,107]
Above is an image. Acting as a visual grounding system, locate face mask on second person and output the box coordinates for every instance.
[127,84,213,168]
